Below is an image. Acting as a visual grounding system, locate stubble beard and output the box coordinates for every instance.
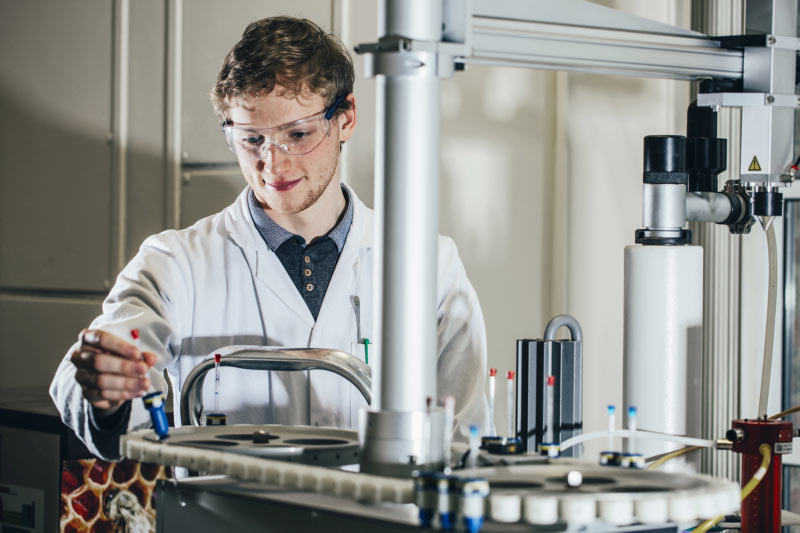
[251,137,341,216]
[289,150,340,215]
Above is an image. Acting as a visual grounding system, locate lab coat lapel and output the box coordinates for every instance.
[224,188,315,328]
[255,248,315,327]
[311,185,371,347]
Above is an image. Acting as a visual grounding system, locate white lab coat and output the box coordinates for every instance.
[50,185,489,459]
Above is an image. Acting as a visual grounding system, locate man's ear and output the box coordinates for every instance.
[337,93,356,143]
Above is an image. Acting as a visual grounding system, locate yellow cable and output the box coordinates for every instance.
[646,446,704,470]
[768,405,800,420]
[693,444,771,533]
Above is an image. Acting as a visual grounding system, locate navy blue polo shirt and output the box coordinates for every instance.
[248,186,353,320]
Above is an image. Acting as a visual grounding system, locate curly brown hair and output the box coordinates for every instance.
[211,16,354,122]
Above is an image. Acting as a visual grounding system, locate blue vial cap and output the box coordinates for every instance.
[143,391,169,440]
[464,516,484,533]
[607,405,615,414]
[439,512,454,530]
[418,508,434,528]
[628,406,637,417]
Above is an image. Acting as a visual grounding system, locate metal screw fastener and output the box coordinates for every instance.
[766,95,775,104]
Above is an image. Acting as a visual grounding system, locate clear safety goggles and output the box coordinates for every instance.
[222,94,346,159]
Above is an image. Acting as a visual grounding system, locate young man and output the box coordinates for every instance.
[50,17,488,459]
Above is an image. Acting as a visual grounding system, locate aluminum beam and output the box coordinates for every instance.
[465,18,743,80]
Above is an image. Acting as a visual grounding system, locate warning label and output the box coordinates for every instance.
[748,156,762,172]
[776,442,793,454]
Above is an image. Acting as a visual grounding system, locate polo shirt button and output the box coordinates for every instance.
[304,255,311,264]
[306,283,315,292]
[304,268,312,277]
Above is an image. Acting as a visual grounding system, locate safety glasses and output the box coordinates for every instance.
[222,94,346,160]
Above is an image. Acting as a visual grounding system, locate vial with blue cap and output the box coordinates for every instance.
[143,391,169,440]
[459,477,489,533]
[131,329,169,440]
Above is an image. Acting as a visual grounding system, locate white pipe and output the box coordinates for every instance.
[623,245,703,461]
[559,429,713,453]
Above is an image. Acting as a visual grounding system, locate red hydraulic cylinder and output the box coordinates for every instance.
[729,419,793,533]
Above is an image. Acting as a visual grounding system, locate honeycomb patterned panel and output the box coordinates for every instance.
[60,458,173,532]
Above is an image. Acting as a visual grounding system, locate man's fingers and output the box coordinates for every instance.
[75,369,149,392]
[72,350,148,376]
[96,373,150,392]
[142,351,158,367]
[83,387,138,403]
[81,329,140,360]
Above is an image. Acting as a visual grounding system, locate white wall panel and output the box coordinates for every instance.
[125,0,169,260]
[0,1,114,291]
[180,169,245,229]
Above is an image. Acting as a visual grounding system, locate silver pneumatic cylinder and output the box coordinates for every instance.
[625,135,703,472]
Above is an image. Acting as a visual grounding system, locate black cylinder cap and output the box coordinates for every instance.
[753,190,783,217]
[643,135,688,184]
[687,137,727,192]
[644,136,686,173]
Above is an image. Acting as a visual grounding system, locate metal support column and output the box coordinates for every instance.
[359,0,445,476]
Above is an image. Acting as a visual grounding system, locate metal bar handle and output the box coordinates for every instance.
[179,347,372,426]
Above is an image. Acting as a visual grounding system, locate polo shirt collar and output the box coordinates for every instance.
[248,185,353,253]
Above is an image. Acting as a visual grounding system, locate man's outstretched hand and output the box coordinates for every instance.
[70,329,157,412]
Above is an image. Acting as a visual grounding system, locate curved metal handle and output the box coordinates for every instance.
[543,314,583,342]
[179,346,372,427]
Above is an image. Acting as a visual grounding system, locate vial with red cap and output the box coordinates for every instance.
[206,353,227,426]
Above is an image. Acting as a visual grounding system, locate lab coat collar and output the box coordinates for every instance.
[222,184,372,328]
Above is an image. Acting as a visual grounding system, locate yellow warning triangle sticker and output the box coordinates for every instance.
[748,156,762,172]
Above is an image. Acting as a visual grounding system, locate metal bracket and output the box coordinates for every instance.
[767,34,800,50]
[356,37,469,78]
[698,92,800,108]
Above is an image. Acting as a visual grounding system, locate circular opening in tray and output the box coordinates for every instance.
[184,439,238,447]
[215,433,279,442]
[489,481,545,489]
[605,486,666,493]
[546,476,615,485]
[283,438,350,446]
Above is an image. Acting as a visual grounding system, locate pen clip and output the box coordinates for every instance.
[350,295,362,343]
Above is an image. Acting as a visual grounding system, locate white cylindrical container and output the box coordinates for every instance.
[561,496,596,526]
[635,497,668,524]
[490,493,521,523]
[623,245,703,470]
[599,497,634,526]
[523,495,558,525]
